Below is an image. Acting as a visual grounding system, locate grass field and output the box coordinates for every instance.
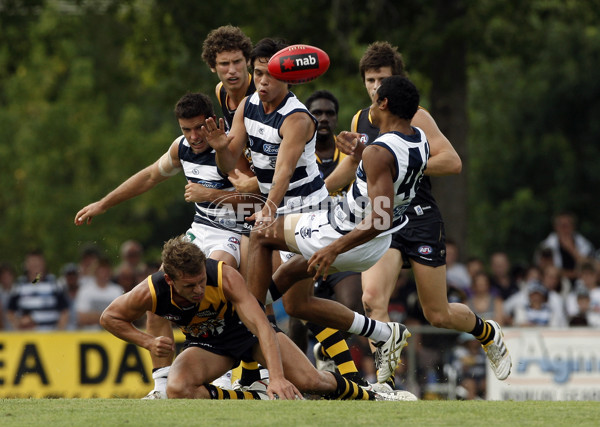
[1,399,598,426]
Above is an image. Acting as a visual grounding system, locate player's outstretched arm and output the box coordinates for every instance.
[74,140,181,225]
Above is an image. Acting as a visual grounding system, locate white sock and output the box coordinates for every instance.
[153,366,170,392]
[347,312,391,344]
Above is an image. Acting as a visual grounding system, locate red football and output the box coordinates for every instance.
[267,44,330,84]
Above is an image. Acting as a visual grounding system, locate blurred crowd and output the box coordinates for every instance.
[0,240,160,332]
[1,211,598,399]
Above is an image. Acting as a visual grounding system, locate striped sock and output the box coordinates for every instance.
[309,323,359,377]
[205,383,263,400]
[325,372,375,400]
[347,312,391,344]
[470,315,495,345]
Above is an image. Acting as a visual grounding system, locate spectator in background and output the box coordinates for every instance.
[445,239,471,291]
[466,272,504,325]
[536,212,594,283]
[489,251,520,301]
[6,250,69,330]
[78,243,102,287]
[57,262,81,330]
[75,256,124,330]
[568,287,592,326]
[541,264,571,300]
[566,261,600,326]
[0,262,17,330]
[117,239,147,280]
[512,281,567,327]
[466,256,485,284]
[114,263,137,294]
[451,333,487,400]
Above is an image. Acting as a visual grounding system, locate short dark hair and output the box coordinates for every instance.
[250,37,289,71]
[161,235,206,281]
[174,92,214,119]
[305,90,339,114]
[376,76,419,120]
[359,41,406,82]
[201,25,253,69]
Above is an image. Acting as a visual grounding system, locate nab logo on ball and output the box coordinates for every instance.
[280,53,319,73]
[268,44,330,84]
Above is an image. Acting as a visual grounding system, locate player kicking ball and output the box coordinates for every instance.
[100,235,415,401]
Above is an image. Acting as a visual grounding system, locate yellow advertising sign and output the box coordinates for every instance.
[0,330,185,398]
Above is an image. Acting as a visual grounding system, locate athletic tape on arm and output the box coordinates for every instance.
[158,151,181,177]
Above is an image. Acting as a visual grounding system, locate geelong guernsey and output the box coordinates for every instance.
[178,136,241,232]
[243,92,328,214]
[330,128,429,235]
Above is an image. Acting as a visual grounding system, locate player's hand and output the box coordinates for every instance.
[74,202,106,225]
[337,131,365,161]
[248,207,276,239]
[201,117,232,152]
[184,182,211,203]
[307,247,338,281]
[229,169,258,194]
[149,336,175,358]
[266,377,303,400]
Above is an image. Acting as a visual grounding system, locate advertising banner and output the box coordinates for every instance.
[487,328,600,401]
[0,330,185,398]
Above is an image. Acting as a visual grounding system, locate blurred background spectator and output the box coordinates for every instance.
[6,250,69,331]
[445,239,471,291]
[0,262,17,330]
[75,256,124,330]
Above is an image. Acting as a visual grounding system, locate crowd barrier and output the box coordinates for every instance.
[2,327,600,399]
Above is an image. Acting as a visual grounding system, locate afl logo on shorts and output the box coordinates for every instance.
[418,245,433,255]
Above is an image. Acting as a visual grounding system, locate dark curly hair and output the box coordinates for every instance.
[201,25,253,69]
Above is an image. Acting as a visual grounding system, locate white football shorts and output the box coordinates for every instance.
[292,210,391,273]
[186,222,242,268]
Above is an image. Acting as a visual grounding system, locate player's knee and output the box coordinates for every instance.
[166,379,187,398]
[422,307,449,329]
[282,297,308,319]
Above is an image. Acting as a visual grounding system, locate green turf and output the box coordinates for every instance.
[0,399,598,426]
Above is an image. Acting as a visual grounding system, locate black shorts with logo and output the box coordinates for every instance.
[182,319,282,365]
[390,221,446,268]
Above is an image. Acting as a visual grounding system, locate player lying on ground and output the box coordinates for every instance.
[100,235,413,401]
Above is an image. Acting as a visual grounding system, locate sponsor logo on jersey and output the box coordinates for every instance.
[162,314,182,321]
[418,245,433,255]
[227,243,238,252]
[196,309,218,318]
[414,205,424,216]
[359,133,369,144]
[263,143,279,155]
[195,179,224,189]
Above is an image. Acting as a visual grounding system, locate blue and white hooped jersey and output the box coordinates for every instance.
[330,128,429,235]
[243,92,328,214]
[178,137,241,232]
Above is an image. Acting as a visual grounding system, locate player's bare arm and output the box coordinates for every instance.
[100,281,175,358]
[74,140,181,225]
[221,264,300,400]
[324,153,358,194]
[308,145,395,280]
[202,101,248,173]
[413,108,461,176]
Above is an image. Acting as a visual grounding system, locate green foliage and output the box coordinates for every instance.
[1,0,600,273]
